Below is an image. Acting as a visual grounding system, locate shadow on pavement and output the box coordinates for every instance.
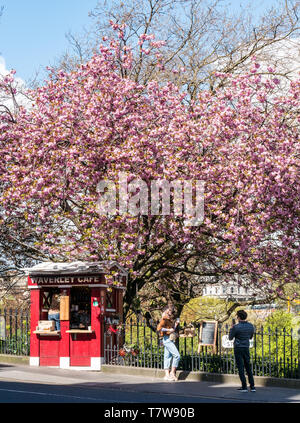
[0,363,299,404]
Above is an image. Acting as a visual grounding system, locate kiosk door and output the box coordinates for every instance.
[39,288,60,366]
[40,337,60,366]
[70,333,92,366]
[69,287,92,366]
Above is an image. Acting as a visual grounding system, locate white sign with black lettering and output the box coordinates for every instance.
[222,335,253,348]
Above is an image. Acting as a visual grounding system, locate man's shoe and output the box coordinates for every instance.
[237,387,248,392]
[250,387,256,392]
[163,375,174,381]
[168,374,178,381]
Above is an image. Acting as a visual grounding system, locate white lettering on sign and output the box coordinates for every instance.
[31,276,102,285]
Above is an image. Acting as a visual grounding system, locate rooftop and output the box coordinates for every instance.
[24,261,128,276]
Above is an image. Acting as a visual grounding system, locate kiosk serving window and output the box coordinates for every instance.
[70,287,91,329]
[41,288,60,314]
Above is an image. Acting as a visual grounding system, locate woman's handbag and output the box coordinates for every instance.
[169,331,179,341]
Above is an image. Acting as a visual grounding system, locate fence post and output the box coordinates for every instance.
[283,327,286,376]
[14,309,18,355]
[4,309,7,354]
[298,329,300,379]
[9,308,12,342]
[268,326,271,377]
[291,328,293,378]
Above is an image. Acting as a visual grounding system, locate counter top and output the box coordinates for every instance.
[33,330,61,336]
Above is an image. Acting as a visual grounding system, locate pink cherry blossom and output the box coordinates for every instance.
[0,32,299,299]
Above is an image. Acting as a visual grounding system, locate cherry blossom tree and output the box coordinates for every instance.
[0,28,299,317]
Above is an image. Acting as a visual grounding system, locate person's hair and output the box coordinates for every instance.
[162,307,173,319]
[237,310,247,320]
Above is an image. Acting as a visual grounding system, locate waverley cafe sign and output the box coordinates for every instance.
[30,275,105,285]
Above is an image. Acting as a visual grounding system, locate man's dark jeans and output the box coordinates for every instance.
[234,347,255,389]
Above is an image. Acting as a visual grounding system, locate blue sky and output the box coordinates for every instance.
[0,0,98,82]
[0,0,280,83]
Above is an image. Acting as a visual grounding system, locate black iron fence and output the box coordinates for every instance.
[0,309,30,356]
[104,318,300,380]
[1,308,299,380]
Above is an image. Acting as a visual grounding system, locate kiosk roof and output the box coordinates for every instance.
[24,261,128,276]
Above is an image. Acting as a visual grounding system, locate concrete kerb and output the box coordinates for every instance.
[1,355,299,390]
[101,364,300,390]
[0,354,30,366]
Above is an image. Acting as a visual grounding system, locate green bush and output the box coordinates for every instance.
[253,310,299,362]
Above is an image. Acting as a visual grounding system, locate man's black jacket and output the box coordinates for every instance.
[229,321,254,348]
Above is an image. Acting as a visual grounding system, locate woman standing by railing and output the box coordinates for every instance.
[157,307,180,381]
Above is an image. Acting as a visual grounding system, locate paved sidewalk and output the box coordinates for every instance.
[0,362,299,403]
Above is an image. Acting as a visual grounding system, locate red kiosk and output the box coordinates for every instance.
[26,261,127,370]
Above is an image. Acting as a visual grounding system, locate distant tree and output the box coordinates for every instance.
[265,309,293,331]
[257,310,298,365]
[180,296,237,323]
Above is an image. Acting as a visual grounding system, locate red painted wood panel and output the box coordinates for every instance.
[39,337,60,366]
[91,288,101,357]
[30,289,41,358]
[40,356,60,366]
[60,288,70,358]
[70,333,92,366]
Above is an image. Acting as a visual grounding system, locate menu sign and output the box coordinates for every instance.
[197,320,218,353]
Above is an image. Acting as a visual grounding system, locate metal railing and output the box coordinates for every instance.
[0,308,30,356]
[104,318,300,379]
[1,308,299,380]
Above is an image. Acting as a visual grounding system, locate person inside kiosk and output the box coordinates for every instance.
[48,291,61,331]
[70,287,91,330]
[48,294,60,331]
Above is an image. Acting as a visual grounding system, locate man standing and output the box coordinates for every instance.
[229,310,256,392]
